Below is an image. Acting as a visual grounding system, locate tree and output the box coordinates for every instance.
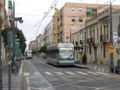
[39,46,47,53]
[1,27,26,54]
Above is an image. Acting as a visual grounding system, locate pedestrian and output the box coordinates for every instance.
[82,55,87,65]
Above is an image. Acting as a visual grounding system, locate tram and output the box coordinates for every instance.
[47,43,74,66]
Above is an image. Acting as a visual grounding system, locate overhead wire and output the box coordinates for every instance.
[30,0,59,41]
[29,0,117,43]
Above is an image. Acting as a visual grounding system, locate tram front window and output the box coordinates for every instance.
[59,48,74,59]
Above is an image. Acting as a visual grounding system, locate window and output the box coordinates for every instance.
[71,25,75,30]
[103,44,106,58]
[89,45,91,54]
[75,41,78,46]
[78,8,83,12]
[66,36,70,39]
[71,8,75,11]
[118,16,120,36]
[79,17,83,22]
[72,18,75,22]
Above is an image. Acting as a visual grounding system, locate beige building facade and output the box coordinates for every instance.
[58,3,111,43]
[72,8,120,66]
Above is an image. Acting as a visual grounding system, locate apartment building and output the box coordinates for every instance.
[53,8,60,44]
[58,3,118,43]
[72,8,120,66]
[44,20,53,46]
[29,41,34,50]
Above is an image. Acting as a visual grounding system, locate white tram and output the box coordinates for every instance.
[47,43,74,66]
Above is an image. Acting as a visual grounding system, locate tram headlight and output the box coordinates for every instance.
[70,55,74,59]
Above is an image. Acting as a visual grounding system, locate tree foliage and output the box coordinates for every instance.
[1,27,26,54]
[39,46,47,53]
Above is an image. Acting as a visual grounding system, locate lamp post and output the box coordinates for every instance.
[12,1,23,75]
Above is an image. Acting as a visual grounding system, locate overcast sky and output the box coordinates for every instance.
[15,0,120,46]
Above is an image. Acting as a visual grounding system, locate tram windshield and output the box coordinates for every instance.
[59,48,74,59]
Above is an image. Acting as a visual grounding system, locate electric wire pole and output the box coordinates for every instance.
[110,2,114,73]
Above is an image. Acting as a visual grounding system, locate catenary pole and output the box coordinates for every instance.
[110,2,114,73]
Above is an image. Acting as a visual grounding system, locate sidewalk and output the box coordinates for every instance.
[2,62,21,90]
[75,63,110,73]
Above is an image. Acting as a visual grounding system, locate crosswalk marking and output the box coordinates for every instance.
[34,72,41,76]
[77,71,88,75]
[24,72,30,77]
[66,71,76,75]
[87,71,99,75]
[44,71,110,76]
[45,72,53,75]
[96,72,109,75]
[54,72,64,75]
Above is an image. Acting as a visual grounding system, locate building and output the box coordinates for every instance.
[53,8,60,44]
[58,3,115,43]
[44,20,53,46]
[29,40,34,50]
[1,0,8,29]
[72,7,120,66]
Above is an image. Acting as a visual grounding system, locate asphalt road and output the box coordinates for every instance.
[21,56,120,90]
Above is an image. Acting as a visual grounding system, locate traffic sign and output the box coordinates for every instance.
[108,43,114,49]
[108,43,115,53]
[108,49,115,53]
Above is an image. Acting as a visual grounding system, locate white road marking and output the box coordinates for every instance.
[96,72,109,75]
[34,72,41,76]
[66,71,76,75]
[26,77,31,90]
[19,62,23,76]
[77,71,88,75]
[24,72,30,77]
[87,71,99,75]
[54,72,64,75]
[45,72,53,75]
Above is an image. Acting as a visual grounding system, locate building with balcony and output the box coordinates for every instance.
[58,3,110,43]
[72,7,120,66]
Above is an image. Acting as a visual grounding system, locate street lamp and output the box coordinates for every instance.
[15,17,23,23]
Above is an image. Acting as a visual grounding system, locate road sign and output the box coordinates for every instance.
[113,32,118,48]
[108,43,114,49]
[113,39,117,48]
[113,32,118,39]
[108,43,115,53]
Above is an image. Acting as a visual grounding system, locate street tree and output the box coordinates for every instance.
[1,27,26,54]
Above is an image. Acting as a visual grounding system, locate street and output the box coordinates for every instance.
[21,56,120,90]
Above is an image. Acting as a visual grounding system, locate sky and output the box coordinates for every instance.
[15,0,120,46]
